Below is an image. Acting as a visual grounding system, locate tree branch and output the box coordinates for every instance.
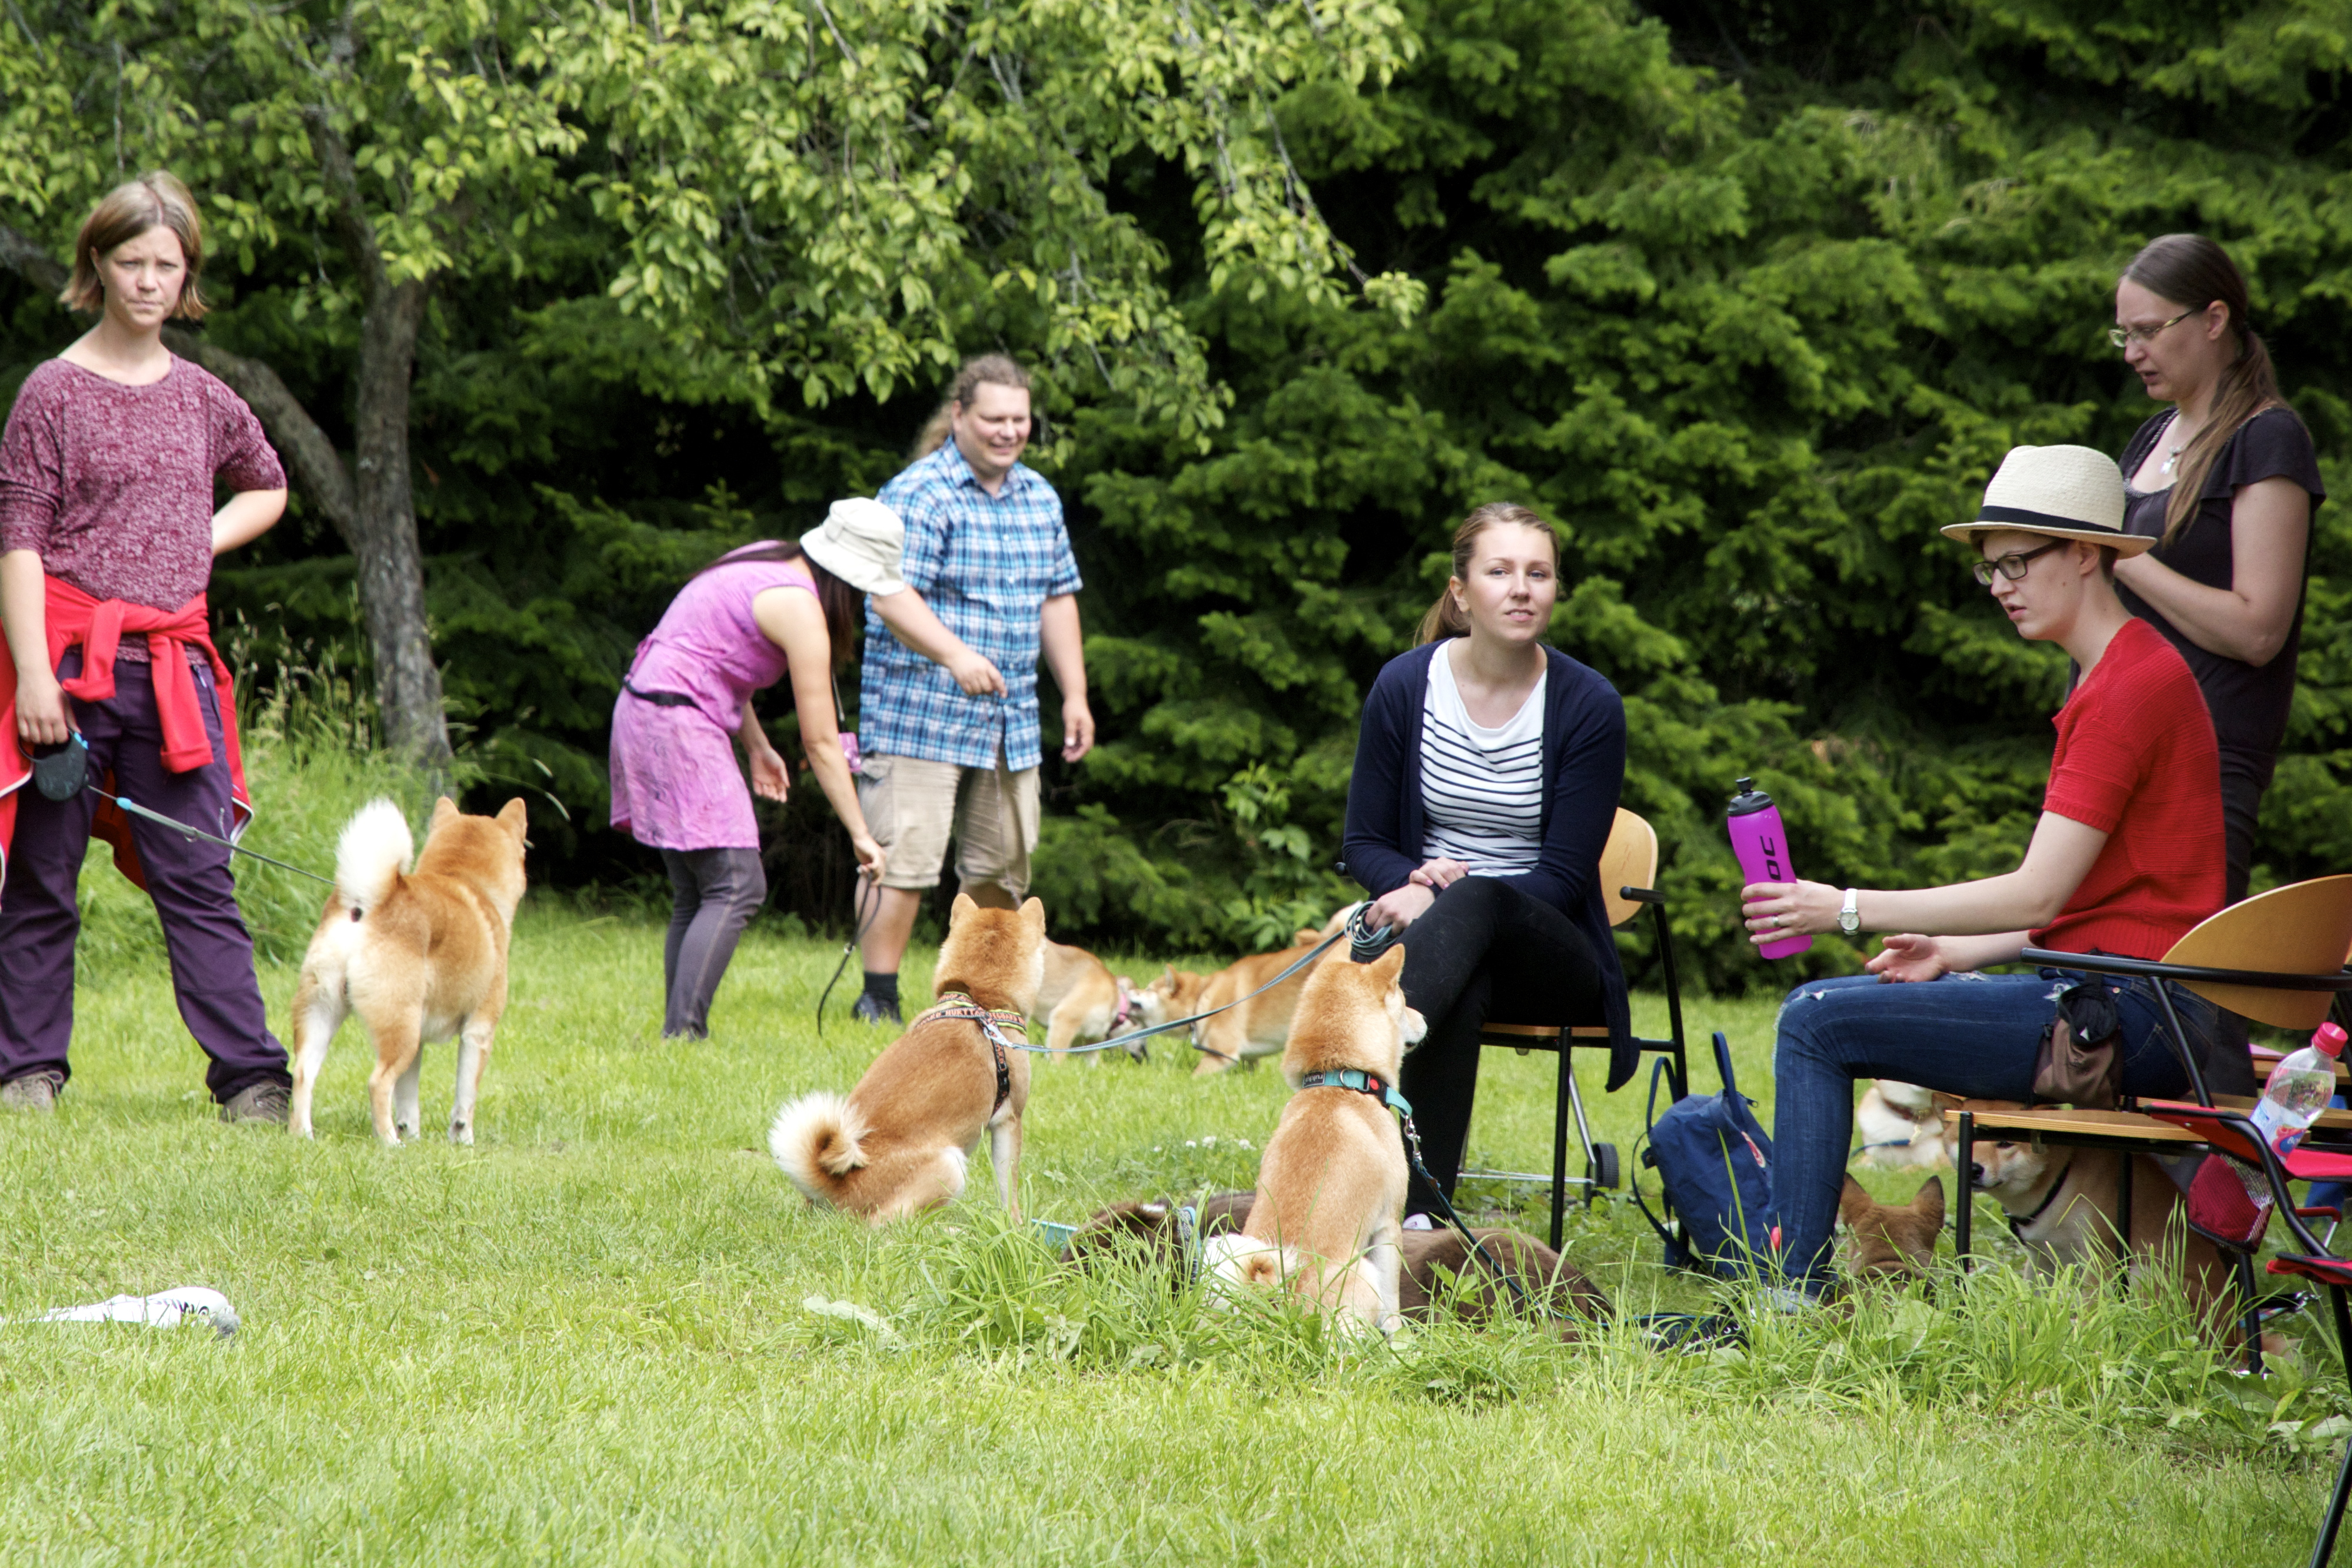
[302,105,391,301]
[165,331,358,543]
[0,220,358,546]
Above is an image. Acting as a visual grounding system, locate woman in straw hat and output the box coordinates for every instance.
[609,499,998,1040]
[1738,444,2233,1301]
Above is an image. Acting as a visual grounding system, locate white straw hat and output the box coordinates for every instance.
[1939,444,2152,556]
[799,498,909,596]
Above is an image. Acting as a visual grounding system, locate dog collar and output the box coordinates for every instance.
[1300,1068,1412,1117]
[2005,1155,2076,1238]
[923,992,1026,1114]
[1109,978,1137,1034]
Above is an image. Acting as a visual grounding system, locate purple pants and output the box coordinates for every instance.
[0,651,289,1101]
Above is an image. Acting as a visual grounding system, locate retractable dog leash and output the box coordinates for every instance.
[18,733,337,886]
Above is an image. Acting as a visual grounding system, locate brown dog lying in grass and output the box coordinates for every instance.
[1068,1191,1610,1328]
[1840,1174,1944,1283]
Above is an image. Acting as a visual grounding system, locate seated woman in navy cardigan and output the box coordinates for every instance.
[1341,503,1631,1220]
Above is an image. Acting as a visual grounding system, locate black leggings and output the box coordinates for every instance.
[1394,876,1605,1214]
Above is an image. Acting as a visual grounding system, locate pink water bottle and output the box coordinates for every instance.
[1728,776,1812,961]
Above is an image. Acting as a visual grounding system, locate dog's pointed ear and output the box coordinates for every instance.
[1912,1176,1946,1225]
[496,798,529,843]
[1293,928,1318,948]
[430,796,459,828]
[949,892,976,929]
[1929,1091,1964,1113]
[1162,964,1177,987]
[1019,896,1047,933]
[1370,945,1407,984]
[1839,1174,1873,1225]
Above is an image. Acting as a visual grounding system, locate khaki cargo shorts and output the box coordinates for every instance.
[856,751,1040,898]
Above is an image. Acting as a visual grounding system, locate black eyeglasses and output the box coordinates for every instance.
[1972,539,2066,585]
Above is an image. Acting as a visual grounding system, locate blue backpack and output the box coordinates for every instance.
[1636,1031,1775,1278]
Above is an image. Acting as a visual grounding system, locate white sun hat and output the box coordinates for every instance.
[1939,443,2152,556]
[799,498,909,596]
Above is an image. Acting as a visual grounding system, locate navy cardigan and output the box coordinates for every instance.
[1340,641,1636,1088]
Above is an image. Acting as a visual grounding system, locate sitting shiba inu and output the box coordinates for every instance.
[770,896,1047,1224]
[1204,947,1426,1333]
[1033,939,1145,1064]
[1854,1079,1949,1169]
[287,797,530,1145]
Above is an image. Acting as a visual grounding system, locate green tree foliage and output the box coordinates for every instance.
[5,0,2351,988]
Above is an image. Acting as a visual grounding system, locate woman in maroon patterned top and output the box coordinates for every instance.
[0,172,294,1120]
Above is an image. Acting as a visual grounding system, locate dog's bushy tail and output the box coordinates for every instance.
[1204,1234,1293,1295]
[770,1092,869,1201]
[335,799,414,915]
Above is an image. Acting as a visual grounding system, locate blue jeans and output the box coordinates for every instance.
[1768,969,2218,1292]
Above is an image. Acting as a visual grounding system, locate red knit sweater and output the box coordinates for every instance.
[2032,616,2227,959]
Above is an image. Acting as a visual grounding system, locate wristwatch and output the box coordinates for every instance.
[1838,888,1861,936]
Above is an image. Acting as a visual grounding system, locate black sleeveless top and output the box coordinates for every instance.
[2115,405,2327,759]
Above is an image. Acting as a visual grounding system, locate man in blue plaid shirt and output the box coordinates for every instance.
[852,354,1093,1022]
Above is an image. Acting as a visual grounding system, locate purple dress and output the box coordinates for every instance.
[610,553,816,851]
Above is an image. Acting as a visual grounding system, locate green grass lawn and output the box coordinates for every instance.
[2,901,2346,1565]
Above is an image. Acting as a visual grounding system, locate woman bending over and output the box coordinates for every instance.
[609,499,995,1039]
[1341,503,1630,1220]
[1740,446,2234,1302]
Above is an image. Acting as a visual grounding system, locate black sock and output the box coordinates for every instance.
[861,971,899,1006]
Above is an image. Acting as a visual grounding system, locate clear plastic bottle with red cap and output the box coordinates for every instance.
[2236,1019,2349,1205]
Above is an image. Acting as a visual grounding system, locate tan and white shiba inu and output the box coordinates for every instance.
[1033,939,1145,1063]
[1941,1097,2238,1336]
[770,895,1047,1224]
[1854,1079,1949,1169]
[1205,947,1426,1334]
[1188,918,1353,1077]
[287,797,530,1145]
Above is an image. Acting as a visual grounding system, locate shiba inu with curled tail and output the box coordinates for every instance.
[770,895,1047,1224]
[1205,946,1426,1334]
[287,796,530,1145]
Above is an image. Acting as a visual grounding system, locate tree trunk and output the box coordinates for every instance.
[348,277,450,766]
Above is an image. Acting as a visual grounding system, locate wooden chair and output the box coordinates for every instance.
[1467,807,1690,1249]
[1949,875,2352,1367]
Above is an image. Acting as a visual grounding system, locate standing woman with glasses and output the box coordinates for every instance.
[2109,234,2326,906]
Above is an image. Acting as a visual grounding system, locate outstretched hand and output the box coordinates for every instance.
[1866,933,1947,984]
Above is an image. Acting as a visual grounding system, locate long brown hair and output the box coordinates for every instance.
[1414,503,1560,645]
[691,542,861,672]
[2121,234,2290,544]
[61,171,209,320]
[909,353,1033,460]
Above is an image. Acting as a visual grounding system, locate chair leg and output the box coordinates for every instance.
[1955,1111,1974,1273]
[1551,1049,1572,1251]
[2240,1249,2267,1378]
[1565,1057,1603,1214]
[2312,1287,2352,1568]
[2117,1150,2132,1280]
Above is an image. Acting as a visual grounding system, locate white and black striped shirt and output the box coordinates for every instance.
[1420,646,1545,876]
